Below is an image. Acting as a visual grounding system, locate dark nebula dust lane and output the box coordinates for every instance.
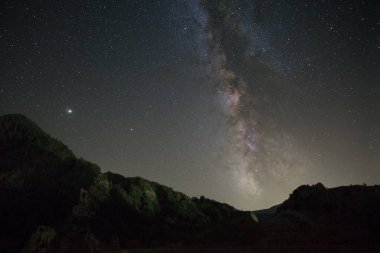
[1,0,379,209]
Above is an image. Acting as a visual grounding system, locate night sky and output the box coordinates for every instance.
[1,0,379,210]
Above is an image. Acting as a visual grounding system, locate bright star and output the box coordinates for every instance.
[66,108,73,114]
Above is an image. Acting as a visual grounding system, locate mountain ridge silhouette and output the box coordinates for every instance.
[0,114,379,253]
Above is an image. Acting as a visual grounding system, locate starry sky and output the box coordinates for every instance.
[1,0,379,210]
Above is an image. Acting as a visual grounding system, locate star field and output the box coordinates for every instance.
[1,0,379,209]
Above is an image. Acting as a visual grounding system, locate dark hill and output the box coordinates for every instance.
[0,114,74,169]
[275,183,380,233]
[0,114,101,251]
[0,114,379,253]
[0,114,256,253]
[254,183,380,253]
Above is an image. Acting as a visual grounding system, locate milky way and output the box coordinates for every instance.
[198,0,303,200]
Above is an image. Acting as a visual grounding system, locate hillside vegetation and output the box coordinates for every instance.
[0,114,256,253]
